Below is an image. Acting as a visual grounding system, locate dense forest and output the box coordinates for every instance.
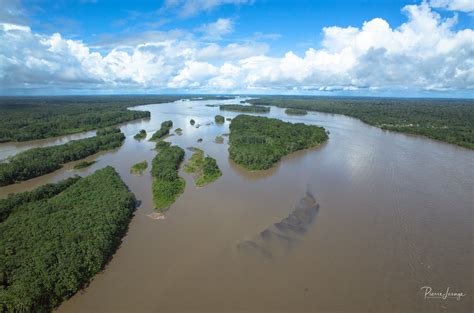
[149,121,173,141]
[0,176,80,223]
[0,95,189,142]
[184,148,222,186]
[219,104,270,113]
[0,167,136,312]
[73,160,96,170]
[0,127,125,186]
[249,97,474,149]
[229,115,328,170]
[151,145,185,211]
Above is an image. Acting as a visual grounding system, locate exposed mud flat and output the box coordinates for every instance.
[237,190,319,259]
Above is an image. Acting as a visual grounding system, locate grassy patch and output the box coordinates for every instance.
[184,148,222,187]
[130,160,148,175]
[73,160,97,169]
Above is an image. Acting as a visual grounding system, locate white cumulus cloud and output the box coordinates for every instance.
[0,1,473,94]
[430,0,474,14]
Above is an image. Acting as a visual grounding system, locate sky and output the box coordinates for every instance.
[0,0,473,97]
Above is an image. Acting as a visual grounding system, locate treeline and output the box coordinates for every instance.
[0,95,182,142]
[0,167,136,312]
[219,104,270,113]
[249,97,474,149]
[0,127,125,186]
[149,121,173,141]
[184,148,222,186]
[151,145,185,211]
[0,176,80,222]
[229,115,328,170]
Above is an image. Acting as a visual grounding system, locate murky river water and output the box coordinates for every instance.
[0,98,472,313]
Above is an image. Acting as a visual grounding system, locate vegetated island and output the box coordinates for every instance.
[175,128,183,135]
[215,115,225,124]
[215,135,224,144]
[151,145,185,212]
[184,148,222,187]
[134,129,147,140]
[155,140,171,151]
[149,120,173,141]
[285,108,308,115]
[0,127,125,186]
[190,119,196,126]
[130,160,148,176]
[73,160,97,170]
[249,97,474,150]
[229,115,328,170]
[0,167,136,312]
[219,104,270,113]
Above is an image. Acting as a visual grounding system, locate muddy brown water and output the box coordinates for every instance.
[0,98,472,313]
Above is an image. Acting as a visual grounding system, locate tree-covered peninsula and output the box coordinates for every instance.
[219,104,270,113]
[151,145,185,211]
[134,129,147,140]
[0,127,125,186]
[0,167,136,312]
[228,115,328,170]
[184,148,222,187]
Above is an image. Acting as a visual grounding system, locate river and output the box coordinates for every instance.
[0,97,472,313]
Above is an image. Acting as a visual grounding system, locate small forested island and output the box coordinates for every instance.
[175,128,183,135]
[215,115,225,124]
[151,145,185,211]
[73,160,97,169]
[285,108,308,115]
[149,120,173,141]
[155,140,171,150]
[190,119,196,126]
[0,167,136,312]
[215,135,224,144]
[0,127,125,186]
[249,97,474,149]
[219,104,270,113]
[134,129,147,140]
[130,160,148,175]
[184,148,222,186]
[229,115,328,170]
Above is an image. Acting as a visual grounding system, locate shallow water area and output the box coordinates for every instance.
[0,97,472,313]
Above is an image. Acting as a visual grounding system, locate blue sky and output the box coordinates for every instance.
[1,0,473,97]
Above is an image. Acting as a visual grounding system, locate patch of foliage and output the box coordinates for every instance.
[229,115,328,170]
[130,160,148,176]
[215,115,225,124]
[73,160,97,170]
[215,136,224,144]
[285,108,308,115]
[0,127,125,186]
[249,97,474,149]
[151,145,185,212]
[0,176,80,223]
[184,148,222,187]
[190,119,195,126]
[149,120,173,141]
[0,166,136,312]
[219,104,270,113]
[133,129,147,140]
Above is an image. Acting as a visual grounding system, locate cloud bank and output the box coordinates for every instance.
[0,1,473,94]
